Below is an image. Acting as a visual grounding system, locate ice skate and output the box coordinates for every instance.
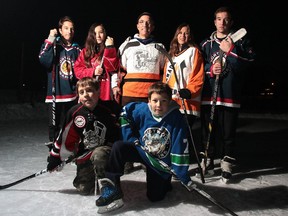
[96,178,124,214]
[220,156,236,184]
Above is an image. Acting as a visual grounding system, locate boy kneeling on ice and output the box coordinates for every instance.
[47,77,120,195]
[96,82,195,213]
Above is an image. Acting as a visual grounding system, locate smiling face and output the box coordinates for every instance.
[148,92,170,117]
[177,26,189,46]
[137,14,154,39]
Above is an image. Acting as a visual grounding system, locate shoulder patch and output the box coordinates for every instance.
[74,115,86,128]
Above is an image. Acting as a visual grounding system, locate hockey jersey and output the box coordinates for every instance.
[200,30,255,108]
[163,46,204,117]
[74,46,119,101]
[50,102,120,163]
[119,101,191,185]
[39,36,81,103]
[118,34,166,98]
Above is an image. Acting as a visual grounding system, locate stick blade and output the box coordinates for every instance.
[230,28,247,43]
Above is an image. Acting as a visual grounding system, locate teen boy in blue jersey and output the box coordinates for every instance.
[199,7,255,183]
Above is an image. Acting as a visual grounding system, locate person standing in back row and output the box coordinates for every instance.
[162,23,204,162]
[198,6,255,183]
[74,22,121,115]
[39,16,81,149]
[118,12,166,173]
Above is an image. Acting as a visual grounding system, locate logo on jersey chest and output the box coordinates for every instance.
[142,127,171,158]
[59,56,74,80]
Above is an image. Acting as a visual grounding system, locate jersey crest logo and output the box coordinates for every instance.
[142,126,171,158]
[74,115,86,128]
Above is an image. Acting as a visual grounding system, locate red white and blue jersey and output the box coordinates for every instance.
[39,37,81,103]
[50,102,120,163]
[200,30,255,108]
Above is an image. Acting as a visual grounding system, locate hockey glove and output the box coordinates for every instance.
[179,88,191,99]
[47,155,62,172]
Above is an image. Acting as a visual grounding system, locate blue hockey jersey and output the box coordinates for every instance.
[119,101,191,185]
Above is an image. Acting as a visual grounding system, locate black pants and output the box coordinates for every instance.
[47,101,77,142]
[106,140,172,202]
[200,105,238,159]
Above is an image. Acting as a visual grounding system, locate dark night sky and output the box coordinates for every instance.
[1,0,287,102]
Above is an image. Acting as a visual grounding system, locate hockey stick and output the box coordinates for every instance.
[135,142,238,216]
[203,28,247,174]
[155,44,205,184]
[51,40,57,143]
[0,152,86,190]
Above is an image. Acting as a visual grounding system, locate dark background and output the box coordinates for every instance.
[0,0,287,112]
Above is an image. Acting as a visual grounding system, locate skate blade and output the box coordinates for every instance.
[44,141,53,146]
[97,198,124,214]
[220,177,230,184]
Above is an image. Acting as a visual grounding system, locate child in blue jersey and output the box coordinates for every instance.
[95,82,194,214]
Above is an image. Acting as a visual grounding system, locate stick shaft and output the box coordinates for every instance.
[136,143,238,216]
[0,154,76,190]
[155,44,205,183]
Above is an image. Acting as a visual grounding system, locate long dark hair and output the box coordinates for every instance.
[84,23,107,67]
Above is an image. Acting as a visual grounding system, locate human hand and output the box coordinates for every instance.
[49,28,58,37]
[219,36,233,53]
[94,65,103,76]
[212,61,222,75]
[112,86,121,103]
[105,36,114,46]
[47,155,62,172]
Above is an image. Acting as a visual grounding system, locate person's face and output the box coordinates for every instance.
[78,85,99,110]
[214,12,233,35]
[137,15,154,39]
[59,21,74,42]
[177,26,189,45]
[94,25,106,44]
[148,92,170,117]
